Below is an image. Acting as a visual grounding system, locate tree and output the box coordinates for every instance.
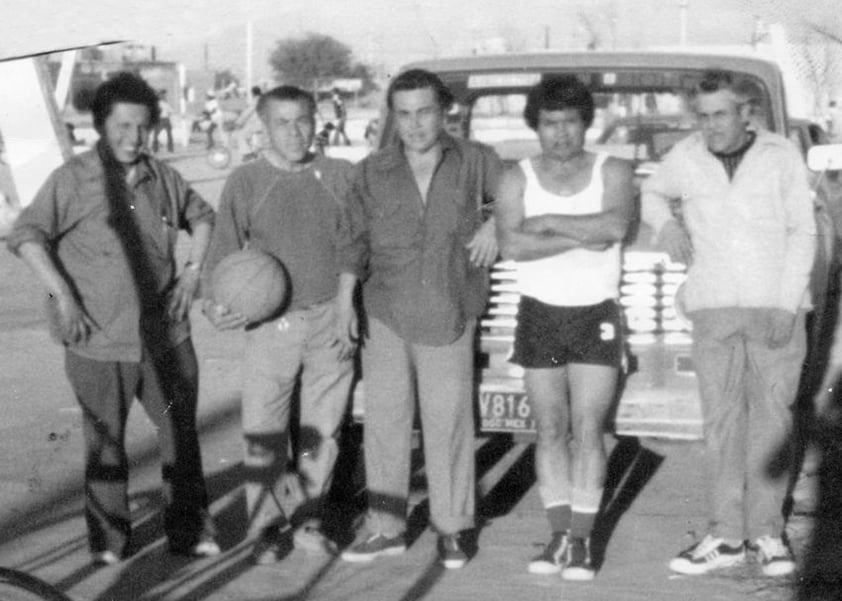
[349,62,378,95]
[214,69,239,91]
[269,33,354,91]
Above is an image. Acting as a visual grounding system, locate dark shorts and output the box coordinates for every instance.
[510,296,623,369]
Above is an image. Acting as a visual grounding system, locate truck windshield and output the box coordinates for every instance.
[406,68,774,168]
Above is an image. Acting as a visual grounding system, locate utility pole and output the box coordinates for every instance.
[245,21,253,94]
[679,0,689,47]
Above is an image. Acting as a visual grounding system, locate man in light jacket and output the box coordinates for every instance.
[642,69,815,579]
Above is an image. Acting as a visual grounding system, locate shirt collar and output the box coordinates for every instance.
[688,128,787,156]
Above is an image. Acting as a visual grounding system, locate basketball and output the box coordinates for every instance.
[211,248,288,324]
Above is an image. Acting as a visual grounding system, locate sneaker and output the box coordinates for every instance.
[438,534,468,569]
[562,537,595,581]
[669,535,746,575]
[293,524,338,556]
[754,535,796,577]
[170,535,221,558]
[252,527,293,565]
[91,550,120,566]
[528,531,568,574]
[340,532,407,563]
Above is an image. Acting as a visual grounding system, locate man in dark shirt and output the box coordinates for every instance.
[201,85,356,564]
[7,72,218,566]
[337,69,501,569]
[331,88,351,146]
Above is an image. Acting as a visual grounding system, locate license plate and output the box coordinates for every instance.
[478,390,536,432]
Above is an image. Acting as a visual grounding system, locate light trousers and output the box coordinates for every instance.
[241,301,354,535]
[361,317,476,536]
[691,308,806,541]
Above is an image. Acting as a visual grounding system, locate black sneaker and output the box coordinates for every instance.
[91,550,120,566]
[252,526,293,565]
[528,531,568,574]
[438,534,467,569]
[669,534,746,575]
[169,534,221,558]
[293,524,338,556]
[562,536,595,581]
[340,532,407,563]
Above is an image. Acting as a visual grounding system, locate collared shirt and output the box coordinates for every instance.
[641,129,815,314]
[201,154,353,311]
[339,134,502,346]
[7,145,214,361]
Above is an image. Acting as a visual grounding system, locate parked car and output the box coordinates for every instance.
[365,51,830,441]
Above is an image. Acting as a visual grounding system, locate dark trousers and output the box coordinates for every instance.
[65,339,213,555]
[332,119,351,146]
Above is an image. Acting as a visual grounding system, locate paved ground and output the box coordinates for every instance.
[0,135,834,600]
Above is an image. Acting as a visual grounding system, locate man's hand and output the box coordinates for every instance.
[466,220,498,267]
[658,219,694,265]
[202,298,249,330]
[51,292,95,345]
[765,308,796,349]
[167,267,201,321]
[334,299,359,361]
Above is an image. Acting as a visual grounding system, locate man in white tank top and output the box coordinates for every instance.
[496,75,635,580]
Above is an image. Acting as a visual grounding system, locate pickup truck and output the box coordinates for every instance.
[367,51,837,441]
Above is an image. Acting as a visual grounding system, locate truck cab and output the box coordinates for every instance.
[372,51,821,441]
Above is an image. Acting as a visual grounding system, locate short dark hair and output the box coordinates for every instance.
[694,69,736,96]
[250,85,262,97]
[692,69,759,102]
[91,72,159,132]
[256,85,316,120]
[387,68,454,111]
[524,75,594,130]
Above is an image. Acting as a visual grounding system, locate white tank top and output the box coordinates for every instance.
[516,153,621,306]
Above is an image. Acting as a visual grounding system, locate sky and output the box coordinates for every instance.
[2,0,841,84]
[160,0,762,80]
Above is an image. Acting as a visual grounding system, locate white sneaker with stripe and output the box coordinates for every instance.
[669,534,745,575]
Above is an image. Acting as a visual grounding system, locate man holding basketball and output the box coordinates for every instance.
[202,85,356,564]
[337,69,501,569]
[8,72,219,566]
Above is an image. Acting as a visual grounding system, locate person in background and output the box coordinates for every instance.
[234,85,264,162]
[315,122,336,155]
[364,117,379,148]
[642,69,814,578]
[331,87,351,146]
[204,91,223,150]
[7,72,219,566]
[152,89,174,153]
[495,75,635,580]
[827,100,842,142]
